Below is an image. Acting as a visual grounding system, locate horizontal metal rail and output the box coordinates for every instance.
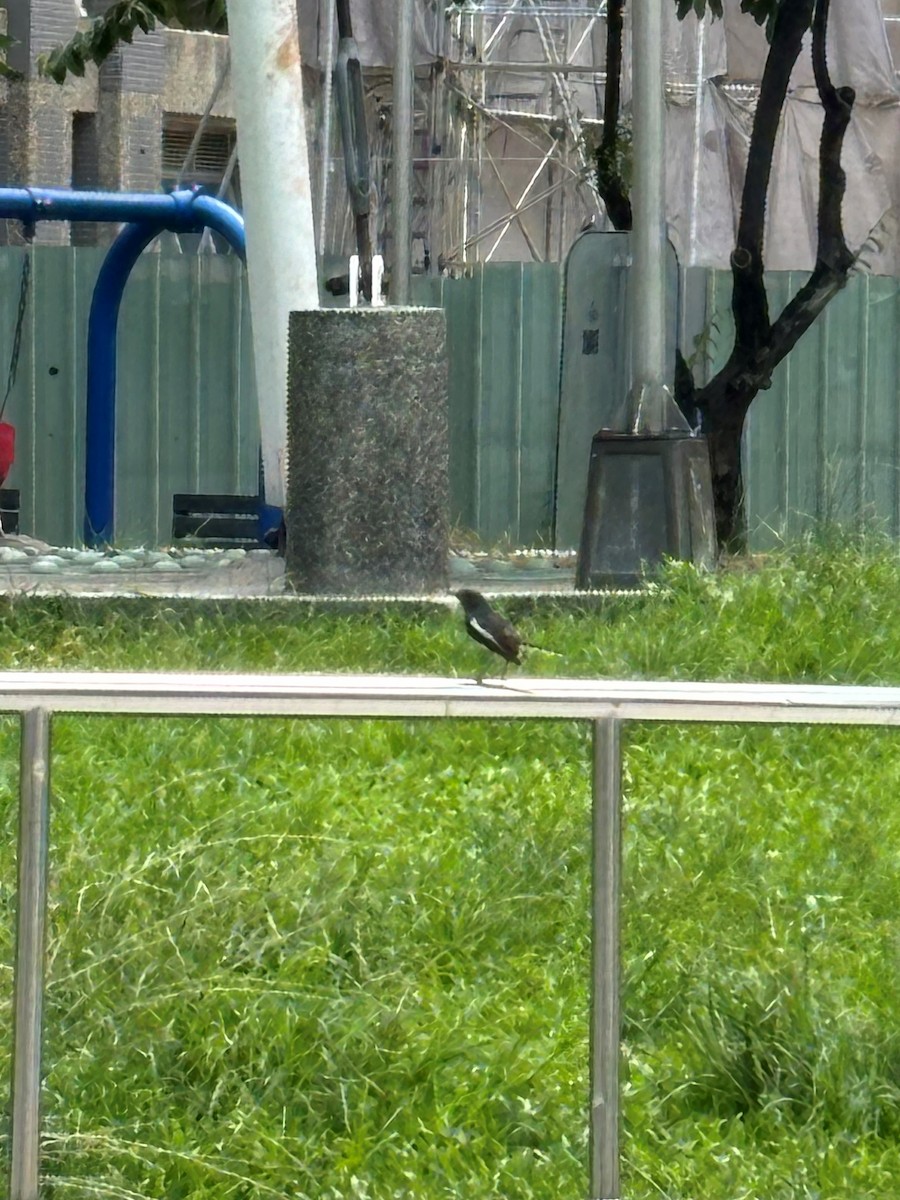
[7,671,900,1200]
[1,670,900,722]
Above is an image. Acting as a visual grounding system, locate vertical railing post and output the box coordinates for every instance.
[591,718,621,1199]
[10,708,52,1200]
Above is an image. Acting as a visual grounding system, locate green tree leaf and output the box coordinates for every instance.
[37,0,226,83]
[0,31,22,79]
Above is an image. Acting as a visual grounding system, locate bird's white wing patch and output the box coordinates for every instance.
[469,616,503,649]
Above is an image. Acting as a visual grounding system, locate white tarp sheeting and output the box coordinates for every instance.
[668,78,899,272]
[720,0,896,97]
[299,0,443,67]
[620,0,899,271]
[661,0,900,272]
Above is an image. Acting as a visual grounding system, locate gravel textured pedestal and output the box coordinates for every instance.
[286,308,449,595]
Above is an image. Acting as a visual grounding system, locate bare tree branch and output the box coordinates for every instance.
[811,0,855,271]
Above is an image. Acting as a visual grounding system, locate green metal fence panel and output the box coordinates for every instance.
[237,272,260,494]
[416,265,564,546]
[783,273,823,533]
[158,253,200,506]
[71,251,97,542]
[116,252,162,545]
[409,276,443,308]
[821,274,865,528]
[417,263,563,547]
[863,276,900,536]
[519,261,563,544]
[30,250,77,546]
[1,245,37,537]
[0,246,259,547]
[196,255,244,492]
[443,271,481,534]
[478,262,525,544]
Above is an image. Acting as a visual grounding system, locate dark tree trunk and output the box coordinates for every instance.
[692,0,854,550]
[595,0,632,230]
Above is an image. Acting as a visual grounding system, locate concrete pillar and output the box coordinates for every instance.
[286,308,449,595]
[97,34,165,194]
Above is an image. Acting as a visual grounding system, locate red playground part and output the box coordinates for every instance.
[0,423,15,484]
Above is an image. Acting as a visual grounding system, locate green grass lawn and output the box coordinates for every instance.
[1,538,899,1198]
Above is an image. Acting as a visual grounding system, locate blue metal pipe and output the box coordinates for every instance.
[0,187,248,251]
[84,222,162,546]
[0,186,220,231]
[188,193,248,254]
[83,197,247,545]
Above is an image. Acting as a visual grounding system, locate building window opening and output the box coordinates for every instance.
[162,116,240,253]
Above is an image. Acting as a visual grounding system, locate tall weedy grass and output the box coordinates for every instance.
[0,534,898,1198]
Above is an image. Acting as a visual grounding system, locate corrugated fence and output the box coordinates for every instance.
[411,263,562,547]
[1,245,898,549]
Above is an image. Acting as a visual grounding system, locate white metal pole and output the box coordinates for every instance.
[631,0,666,388]
[226,0,319,508]
[628,0,687,433]
[392,0,415,304]
[688,14,708,266]
[318,0,338,256]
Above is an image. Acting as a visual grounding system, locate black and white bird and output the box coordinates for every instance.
[455,589,528,677]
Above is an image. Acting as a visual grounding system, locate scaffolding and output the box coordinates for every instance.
[310,0,900,280]
[311,0,608,275]
[438,0,606,267]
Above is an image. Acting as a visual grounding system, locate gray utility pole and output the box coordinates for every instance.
[392,0,415,304]
[627,0,689,433]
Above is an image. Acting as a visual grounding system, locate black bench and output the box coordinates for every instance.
[172,493,264,549]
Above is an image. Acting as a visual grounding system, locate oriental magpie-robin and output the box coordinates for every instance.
[456,589,548,677]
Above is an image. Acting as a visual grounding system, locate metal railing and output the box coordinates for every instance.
[6,670,900,1200]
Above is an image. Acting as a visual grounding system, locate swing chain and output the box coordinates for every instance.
[0,223,34,423]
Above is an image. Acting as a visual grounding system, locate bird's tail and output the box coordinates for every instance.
[522,641,562,657]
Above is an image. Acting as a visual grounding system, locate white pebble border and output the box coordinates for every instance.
[0,540,646,600]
